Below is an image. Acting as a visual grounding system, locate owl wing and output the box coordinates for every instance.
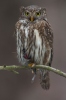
[32,20,53,65]
[44,20,53,66]
[35,20,53,89]
[15,19,31,65]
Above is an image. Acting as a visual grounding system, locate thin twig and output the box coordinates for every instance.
[0,65,66,78]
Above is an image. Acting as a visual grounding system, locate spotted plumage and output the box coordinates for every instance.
[15,5,53,89]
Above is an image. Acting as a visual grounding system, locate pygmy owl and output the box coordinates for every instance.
[15,5,53,89]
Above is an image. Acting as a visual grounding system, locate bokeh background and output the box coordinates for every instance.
[0,0,66,100]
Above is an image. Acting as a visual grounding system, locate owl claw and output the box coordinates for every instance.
[32,64,35,67]
[28,63,35,68]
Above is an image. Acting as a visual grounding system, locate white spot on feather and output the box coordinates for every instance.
[19,19,27,24]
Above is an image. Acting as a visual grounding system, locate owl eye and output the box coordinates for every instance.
[36,12,41,16]
[25,12,29,16]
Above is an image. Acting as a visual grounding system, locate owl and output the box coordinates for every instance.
[15,5,53,90]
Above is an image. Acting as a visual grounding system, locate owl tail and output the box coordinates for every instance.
[40,70,50,90]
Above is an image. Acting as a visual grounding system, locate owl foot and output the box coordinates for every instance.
[28,63,36,83]
[28,63,36,74]
[28,63,35,68]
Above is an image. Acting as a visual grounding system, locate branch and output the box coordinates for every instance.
[0,65,66,78]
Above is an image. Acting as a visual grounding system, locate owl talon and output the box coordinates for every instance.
[28,63,35,68]
[32,64,35,67]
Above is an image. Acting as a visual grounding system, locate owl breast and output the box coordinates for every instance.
[16,19,51,65]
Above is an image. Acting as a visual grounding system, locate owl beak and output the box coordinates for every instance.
[30,16,34,22]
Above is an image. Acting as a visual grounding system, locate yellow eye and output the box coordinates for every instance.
[25,12,29,16]
[36,12,41,16]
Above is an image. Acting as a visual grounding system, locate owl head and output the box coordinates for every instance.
[20,5,47,22]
